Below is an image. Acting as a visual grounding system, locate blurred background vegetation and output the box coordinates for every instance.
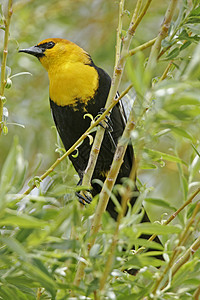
[0,0,174,206]
[0,0,200,299]
[1,0,199,218]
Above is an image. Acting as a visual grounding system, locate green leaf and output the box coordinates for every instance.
[181,175,188,200]
[165,125,194,141]
[86,278,99,297]
[0,212,49,228]
[123,253,164,269]
[143,147,186,165]
[189,6,200,16]
[178,29,189,40]
[140,163,157,170]
[22,261,57,297]
[144,198,177,211]
[166,47,180,59]
[50,239,81,250]
[191,144,200,157]
[0,137,28,198]
[0,236,27,259]
[187,16,200,23]
[10,72,32,79]
[122,235,164,250]
[89,244,101,258]
[189,154,200,182]
[133,223,181,235]
[0,286,21,300]
[0,137,18,193]
[180,41,191,51]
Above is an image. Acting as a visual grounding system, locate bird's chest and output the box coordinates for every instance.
[48,62,99,107]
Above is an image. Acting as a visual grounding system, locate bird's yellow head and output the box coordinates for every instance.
[19,38,99,107]
[19,38,92,71]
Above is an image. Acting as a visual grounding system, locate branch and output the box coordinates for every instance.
[72,85,134,288]
[80,0,153,202]
[134,186,200,256]
[73,1,157,288]
[18,84,133,200]
[99,155,137,293]
[152,202,200,295]
[158,60,173,82]
[194,283,200,300]
[128,37,156,57]
[115,0,125,66]
[0,0,13,135]
[170,206,200,276]
[146,0,179,72]
[73,113,135,288]
[129,0,153,36]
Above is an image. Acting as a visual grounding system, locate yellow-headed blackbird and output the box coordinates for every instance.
[20,39,164,270]
[19,38,138,220]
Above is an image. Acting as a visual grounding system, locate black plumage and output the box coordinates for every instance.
[50,64,136,219]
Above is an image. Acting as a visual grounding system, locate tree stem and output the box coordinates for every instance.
[73,0,154,288]
[0,0,13,135]
[146,0,178,72]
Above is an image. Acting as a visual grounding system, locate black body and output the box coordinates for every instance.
[50,66,136,219]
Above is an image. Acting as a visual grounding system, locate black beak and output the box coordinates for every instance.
[18,46,44,58]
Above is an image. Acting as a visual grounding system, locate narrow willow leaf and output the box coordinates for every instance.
[89,244,101,258]
[0,137,18,192]
[140,163,157,170]
[10,71,32,79]
[0,236,27,259]
[133,223,181,235]
[0,214,49,228]
[166,47,180,59]
[143,148,186,165]
[144,198,177,211]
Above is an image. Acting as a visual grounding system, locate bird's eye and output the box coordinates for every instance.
[46,41,55,49]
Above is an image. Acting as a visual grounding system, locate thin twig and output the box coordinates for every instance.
[146,0,178,72]
[152,202,200,295]
[158,61,173,82]
[36,287,42,300]
[99,155,137,293]
[115,0,125,66]
[134,186,200,255]
[18,85,132,200]
[73,0,155,287]
[194,284,200,300]
[0,0,13,135]
[129,0,152,36]
[80,0,153,203]
[72,85,133,288]
[89,111,135,253]
[128,37,157,57]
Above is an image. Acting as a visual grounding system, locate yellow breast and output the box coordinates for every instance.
[48,61,99,107]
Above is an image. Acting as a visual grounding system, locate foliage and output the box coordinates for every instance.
[0,0,200,299]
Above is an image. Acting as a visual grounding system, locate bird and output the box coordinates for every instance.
[19,38,163,273]
[19,38,138,220]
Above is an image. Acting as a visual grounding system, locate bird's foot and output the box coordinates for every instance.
[95,108,116,153]
[95,108,113,132]
[76,178,93,205]
[76,191,92,205]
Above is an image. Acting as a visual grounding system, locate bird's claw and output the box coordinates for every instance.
[97,108,113,132]
[95,108,116,153]
[75,191,92,205]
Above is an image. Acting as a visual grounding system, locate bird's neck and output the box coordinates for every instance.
[48,62,99,107]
